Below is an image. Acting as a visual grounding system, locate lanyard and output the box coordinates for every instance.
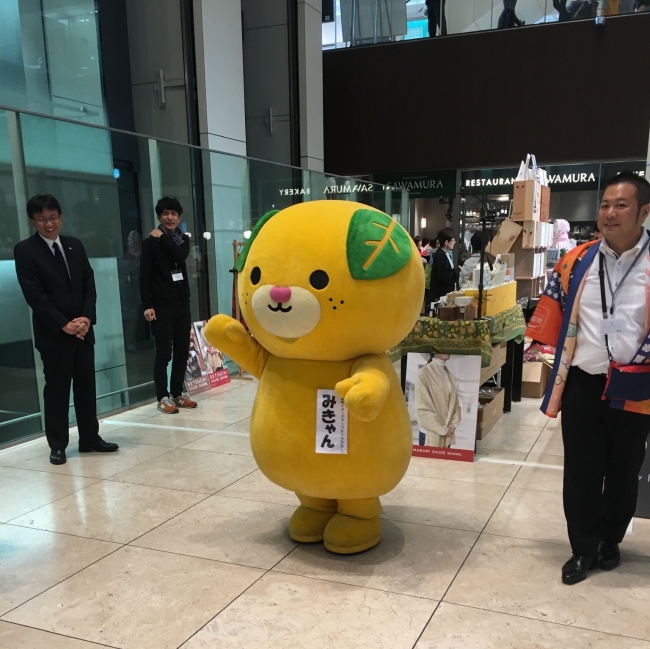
[599,235,649,316]
[598,233,649,360]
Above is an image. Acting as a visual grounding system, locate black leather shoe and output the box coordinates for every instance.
[598,542,621,571]
[50,450,66,465]
[78,437,119,453]
[562,554,597,585]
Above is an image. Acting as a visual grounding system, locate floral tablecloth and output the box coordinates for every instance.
[388,305,526,367]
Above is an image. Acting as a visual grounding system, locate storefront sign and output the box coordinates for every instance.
[278,188,310,196]
[373,169,457,198]
[462,162,644,194]
[323,182,377,194]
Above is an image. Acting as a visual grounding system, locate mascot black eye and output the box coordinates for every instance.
[309,270,329,290]
[251,266,261,285]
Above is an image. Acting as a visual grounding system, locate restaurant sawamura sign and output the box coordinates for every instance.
[373,169,457,198]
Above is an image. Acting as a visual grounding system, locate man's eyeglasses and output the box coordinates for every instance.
[34,216,61,224]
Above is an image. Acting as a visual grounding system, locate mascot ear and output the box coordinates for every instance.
[235,210,279,272]
[346,209,413,280]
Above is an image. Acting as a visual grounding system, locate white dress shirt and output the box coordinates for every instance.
[572,232,649,375]
[39,233,71,278]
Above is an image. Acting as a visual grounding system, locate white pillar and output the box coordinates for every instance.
[193,0,247,156]
[298,0,324,172]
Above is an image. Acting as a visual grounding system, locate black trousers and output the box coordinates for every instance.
[427,0,447,36]
[498,8,519,28]
[553,0,571,20]
[40,339,99,452]
[151,302,191,401]
[562,367,650,557]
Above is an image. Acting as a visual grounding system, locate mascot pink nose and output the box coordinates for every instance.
[270,286,292,304]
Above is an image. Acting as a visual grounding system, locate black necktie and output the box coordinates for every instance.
[53,242,70,280]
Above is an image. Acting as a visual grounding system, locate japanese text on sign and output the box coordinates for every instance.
[316,389,348,454]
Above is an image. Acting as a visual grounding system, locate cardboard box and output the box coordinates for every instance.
[522,361,552,398]
[480,342,508,386]
[539,185,551,223]
[513,180,542,222]
[490,219,523,255]
[476,387,505,439]
[516,276,546,301]
[515,248,546,279]
[465,281,517,316]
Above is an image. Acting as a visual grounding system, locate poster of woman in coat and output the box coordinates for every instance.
[406,353,481,462]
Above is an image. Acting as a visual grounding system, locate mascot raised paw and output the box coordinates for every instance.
[204,200,423,554]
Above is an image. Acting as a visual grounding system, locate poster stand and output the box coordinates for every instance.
[231,239,253,382]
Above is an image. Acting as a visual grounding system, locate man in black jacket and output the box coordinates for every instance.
[140,197,197,414]
[14,195,119,465]
[431,227,460,301]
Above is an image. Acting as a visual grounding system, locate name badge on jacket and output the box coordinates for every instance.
[599,319,625,335]
[171,271,184,282]
[316,390,348,454]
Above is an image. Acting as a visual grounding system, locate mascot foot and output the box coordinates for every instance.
[290,495,337,543]
[323,514,381,554]
[323,497,383,554]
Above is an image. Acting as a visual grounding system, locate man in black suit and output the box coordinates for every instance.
[14,195,119,465]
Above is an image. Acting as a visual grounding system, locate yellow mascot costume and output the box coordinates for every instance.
[204,200,423,553]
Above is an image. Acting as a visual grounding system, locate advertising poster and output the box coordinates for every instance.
[405,353,481,463]
[185,321,231,396]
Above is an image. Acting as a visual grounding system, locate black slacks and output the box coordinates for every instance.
[427,0,447,36]
[561,366,650,557]
[40,338,99,452]
[151,302,191,401]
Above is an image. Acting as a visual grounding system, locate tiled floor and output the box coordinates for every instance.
[1,380,650,649]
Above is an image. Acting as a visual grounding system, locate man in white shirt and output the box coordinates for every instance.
[560,172,650,584]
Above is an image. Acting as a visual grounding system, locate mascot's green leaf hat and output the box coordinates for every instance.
[236,207,413,279]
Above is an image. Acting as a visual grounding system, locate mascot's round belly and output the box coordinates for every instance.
[249,356,412,500]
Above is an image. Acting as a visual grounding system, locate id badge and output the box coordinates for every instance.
[171,271,184,282]
[315,389,348,454]
[598,318,625,335]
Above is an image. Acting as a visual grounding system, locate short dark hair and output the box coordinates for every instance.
[27,194,62,219]
[470,230,492,252]
[155,196,183,217]
[421,238,430,246]
[437,227,456,246]
[603,171,650,208]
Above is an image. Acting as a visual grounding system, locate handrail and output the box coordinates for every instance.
[0,104,386,187]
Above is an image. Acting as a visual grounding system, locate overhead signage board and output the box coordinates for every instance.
[373,169,457,198]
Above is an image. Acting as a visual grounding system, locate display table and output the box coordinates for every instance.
[390,305,526,413]
[389,305,526,367]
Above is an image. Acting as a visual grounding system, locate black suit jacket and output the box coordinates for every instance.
[431,248,460,300]
[14,233,97,351]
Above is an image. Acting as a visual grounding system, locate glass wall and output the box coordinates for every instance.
[0,106,408,448]
[0,0,105,123]
[323,0,646,48]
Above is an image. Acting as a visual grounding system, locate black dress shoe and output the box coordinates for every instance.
[598,542,621,571]
[50,450,66,465]
[78,437,119,453]
[562,554,597,585]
